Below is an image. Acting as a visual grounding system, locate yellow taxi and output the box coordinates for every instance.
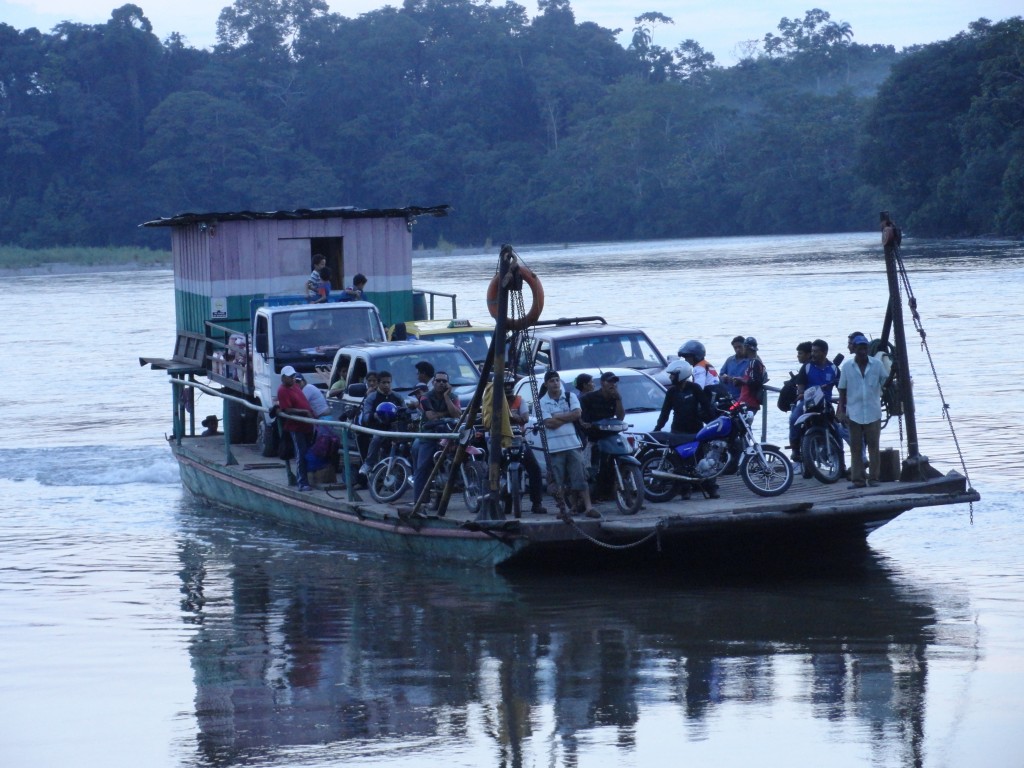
[388,318,494,366]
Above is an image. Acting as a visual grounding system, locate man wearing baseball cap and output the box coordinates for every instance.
[837,335,888,489]
[277,366,315,491]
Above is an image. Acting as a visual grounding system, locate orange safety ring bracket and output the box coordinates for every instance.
[486,264,544,331]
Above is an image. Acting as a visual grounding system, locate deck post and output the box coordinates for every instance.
[881,220,931,480]
[478,247,514,521]
[219,394,237,466]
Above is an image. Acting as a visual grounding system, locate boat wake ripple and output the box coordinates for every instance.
[0,445,179,486]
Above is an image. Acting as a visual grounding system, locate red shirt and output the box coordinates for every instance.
[277,383,315,433]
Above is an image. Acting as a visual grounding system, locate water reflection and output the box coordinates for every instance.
[175,504,977,767]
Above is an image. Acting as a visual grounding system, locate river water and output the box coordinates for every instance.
[1,234,1022,767]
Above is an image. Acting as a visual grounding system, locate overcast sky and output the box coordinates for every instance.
[2,0,1020,64]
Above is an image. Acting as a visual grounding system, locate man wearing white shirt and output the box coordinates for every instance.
[538,370,597,518]
[837,335,888,489]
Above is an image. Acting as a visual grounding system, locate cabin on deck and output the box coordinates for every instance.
[141,205,450,333]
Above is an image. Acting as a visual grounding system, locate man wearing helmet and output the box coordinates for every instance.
[677,340,720,390]
[358,371,404,476]
[655,360,720,499]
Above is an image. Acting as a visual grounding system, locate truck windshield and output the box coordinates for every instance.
[273,307,384,362]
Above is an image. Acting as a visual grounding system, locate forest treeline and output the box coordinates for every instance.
[1,2,1021,249]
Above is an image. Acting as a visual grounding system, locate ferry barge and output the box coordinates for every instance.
[142,206,978,570]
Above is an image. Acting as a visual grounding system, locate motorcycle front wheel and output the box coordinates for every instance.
[640,452,680,503]
[740,448,794,497]
[800,427,844,484]
[368,459,411,503]
[615,462,644,515]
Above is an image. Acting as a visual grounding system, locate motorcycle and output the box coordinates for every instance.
[639,401,793,500]
[793,386,845,484]
[369,415,486,509]
[366,406,419,503]
[588,418,645,515]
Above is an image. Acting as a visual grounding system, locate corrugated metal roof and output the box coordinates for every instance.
[140,204,451,228]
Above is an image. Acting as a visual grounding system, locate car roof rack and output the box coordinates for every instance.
[532,316,607,328]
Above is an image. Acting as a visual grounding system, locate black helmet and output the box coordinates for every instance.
[677,340,706,360]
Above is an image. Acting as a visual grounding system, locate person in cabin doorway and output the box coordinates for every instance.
[201,415,219,436]
[315,266,331,302]
[276,365,315,492]
[837,335,888,489]
[307,254,327,302]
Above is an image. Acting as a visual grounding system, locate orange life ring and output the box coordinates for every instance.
[486,264,544,331]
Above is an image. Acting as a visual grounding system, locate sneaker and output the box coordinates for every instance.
[584,508,602,519]
[847,482,866,489]
[531,505,548,515]
[298,484,312,492]
[867,480,880,487]
[358,463,370,476]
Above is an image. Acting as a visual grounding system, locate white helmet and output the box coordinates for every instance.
[666,359,693,382]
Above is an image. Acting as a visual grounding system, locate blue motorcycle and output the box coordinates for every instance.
[639,402,793,500]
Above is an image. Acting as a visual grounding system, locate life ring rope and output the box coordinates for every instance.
[486,262,544,331]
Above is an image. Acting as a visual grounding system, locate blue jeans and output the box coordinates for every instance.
[788,401,805,451]
[290,431,312,487]
[412,438,436,503]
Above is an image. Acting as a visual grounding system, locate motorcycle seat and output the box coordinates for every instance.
[651,430,698,446]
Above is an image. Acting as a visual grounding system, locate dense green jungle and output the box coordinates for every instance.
[1,2,1022,252]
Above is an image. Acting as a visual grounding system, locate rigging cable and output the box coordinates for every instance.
[893,243,975,523]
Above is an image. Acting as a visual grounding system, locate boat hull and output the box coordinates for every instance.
[170,438,978,571]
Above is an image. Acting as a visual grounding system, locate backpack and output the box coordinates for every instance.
[777,372,799,412]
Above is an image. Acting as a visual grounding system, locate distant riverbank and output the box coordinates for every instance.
[0,246,171,276]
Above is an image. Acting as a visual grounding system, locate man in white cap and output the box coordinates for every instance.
[276,366,315,491]
[837,334,888,489]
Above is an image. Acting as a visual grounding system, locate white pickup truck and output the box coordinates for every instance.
[206,298,387,450]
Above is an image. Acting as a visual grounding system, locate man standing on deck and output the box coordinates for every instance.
[538,371,596,518]
[837,335,888,489]
[295,373,331,419]
[276,365,315,492]
[719,336,749,402]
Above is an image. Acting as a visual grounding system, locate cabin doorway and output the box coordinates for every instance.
[311,237,344,291]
